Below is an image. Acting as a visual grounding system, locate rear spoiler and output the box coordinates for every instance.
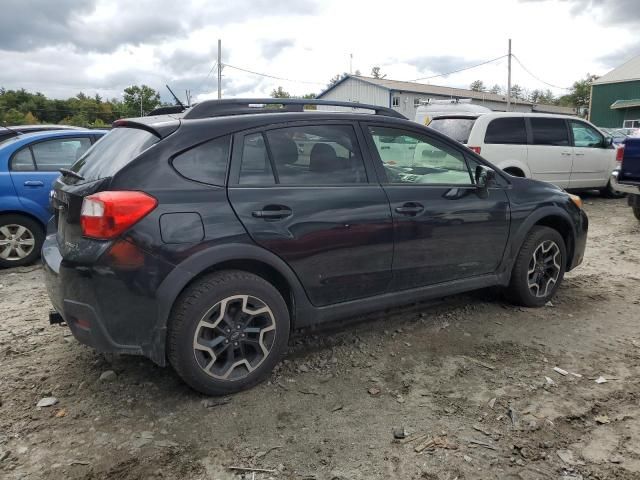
[112,116,180,139]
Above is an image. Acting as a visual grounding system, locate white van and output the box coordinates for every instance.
[428,112,623,196]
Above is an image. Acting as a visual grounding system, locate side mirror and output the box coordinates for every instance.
[475,165,496,189]
[604,136,614,148]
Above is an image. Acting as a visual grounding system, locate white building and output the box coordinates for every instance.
[316,75,576,119]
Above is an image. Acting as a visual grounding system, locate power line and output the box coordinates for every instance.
[223,63,325,86]
[511,55,572,90]
[408,55,508,82]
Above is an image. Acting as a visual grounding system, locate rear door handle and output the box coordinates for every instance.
[24,180,44,187]
[395,202,424,215]
[252,205,292,219]
[561,152,572,156]
[575,153,585,156]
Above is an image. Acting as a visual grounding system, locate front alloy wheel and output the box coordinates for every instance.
[527,240,561,298]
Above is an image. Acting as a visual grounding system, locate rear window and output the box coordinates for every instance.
[172,136,231,186]
[70,128,159,181]
[484,117,527,144]
[428,118,477,143]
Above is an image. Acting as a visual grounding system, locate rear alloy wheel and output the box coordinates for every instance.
[0,215,44,268]
[168,271,289,395]
[506,226,567,307]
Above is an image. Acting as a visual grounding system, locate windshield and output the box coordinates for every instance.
[70,127,159,182]
[428,118,477,144]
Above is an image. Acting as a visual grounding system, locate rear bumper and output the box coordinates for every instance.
[611,169,640,195]
[42,233,173,365]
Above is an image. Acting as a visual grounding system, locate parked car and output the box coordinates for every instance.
[611,136,640,221]
[0,124,86,144]
[0,129,106,267]
[43,99,587,396]
[414,99,491,126]
[428,112,623,197]
[598,127,628,145]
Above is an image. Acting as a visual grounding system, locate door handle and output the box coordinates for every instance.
[575,153,585,156]
[561,152,572,156]
[252,205,292,219]
[395,202,424,215]
[23,180,44,187]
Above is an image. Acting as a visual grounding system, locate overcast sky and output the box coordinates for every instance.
[1,0,639,103]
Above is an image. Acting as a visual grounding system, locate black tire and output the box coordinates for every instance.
[0,214,44,268]
[633,207,640,222]
[167,270,290,396]
[506,226,567,307]
[600,181,626,198]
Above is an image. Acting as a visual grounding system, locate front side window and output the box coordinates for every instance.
[484,117,527,144]
[263,125,367,185]
[31,137,92,171]
[530,117,570,146]
[570,120,604,148]
[369,126,473,185]
[172,136,230,185]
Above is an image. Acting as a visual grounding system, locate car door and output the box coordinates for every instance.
[568,119,615,188]
[364,123,510,290]
[10,136,92,220]
[227,122,394,307]
[526,117,573,188]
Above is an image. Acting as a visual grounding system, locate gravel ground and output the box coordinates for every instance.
[1,194,639,480]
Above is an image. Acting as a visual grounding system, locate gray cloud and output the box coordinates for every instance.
[261,39,295,59]
[520,0,640,25]
[0,0,318,54]
[408,55,482,77]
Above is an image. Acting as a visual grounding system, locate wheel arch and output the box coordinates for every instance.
[0,209,47,231]
[495,160,531,178]
[149,243,310,366]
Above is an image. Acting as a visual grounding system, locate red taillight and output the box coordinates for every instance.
[80,191,157,239]
[469,146,481,154]
[616,145,624,163]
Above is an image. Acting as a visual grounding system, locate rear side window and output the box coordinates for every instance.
[427,118,477,143]
[262,125,367,185]
[71,128,159,182]
[484,118,527,144]
[530,118,570,146]
[31,137,92,171]
[10,148,36,171]
[239,133,275,185]
[172,136,231,186]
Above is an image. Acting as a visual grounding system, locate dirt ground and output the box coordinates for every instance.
[1,194,639,480]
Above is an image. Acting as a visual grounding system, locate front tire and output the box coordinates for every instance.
[167,270,290,396]
[0,214,44,268]
[506,226,566,307]
[600,181,626,198]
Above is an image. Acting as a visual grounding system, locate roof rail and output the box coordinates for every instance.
[182,98,406,120]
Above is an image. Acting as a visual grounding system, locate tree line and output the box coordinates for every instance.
[0,85,164,127]
[468,74,597,108]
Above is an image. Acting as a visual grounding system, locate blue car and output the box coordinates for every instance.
[0,129,106,267]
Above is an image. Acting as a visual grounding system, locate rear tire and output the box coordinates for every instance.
[167,270,290,396]
[633,207,640,222]
[600,181,626,198]
[506,226,566,307]
[0,214,44,268]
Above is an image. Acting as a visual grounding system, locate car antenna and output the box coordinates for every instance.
[165,84,186,110]
[0,123,23,136]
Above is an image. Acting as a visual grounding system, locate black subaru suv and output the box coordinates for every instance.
[43,99,588,396]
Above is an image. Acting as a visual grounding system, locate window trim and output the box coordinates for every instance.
[229,121,374,188]
[9,146,36,171]
[363,123,477,187]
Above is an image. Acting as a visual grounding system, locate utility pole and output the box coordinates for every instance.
[140,93,143,116]
[350,53,353,74]
[217,39,222,99]
[507,38,512,112]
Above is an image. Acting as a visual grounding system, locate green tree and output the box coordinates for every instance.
[510,84,524,100]
[371,66,384,78]
[3,108,26,124]
[122,84,161,117]
[23,111,39,124]
[270,86,291,98]
[327,73,346,88]
[470,80,486,92]
[488,84,502,95]
[557,74,598,108]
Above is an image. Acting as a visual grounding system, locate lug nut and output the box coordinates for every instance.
[225,339,229,344]
[234,342,238,346]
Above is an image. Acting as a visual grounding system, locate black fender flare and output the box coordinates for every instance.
[501,205,577,281]
[148,243,310,365]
